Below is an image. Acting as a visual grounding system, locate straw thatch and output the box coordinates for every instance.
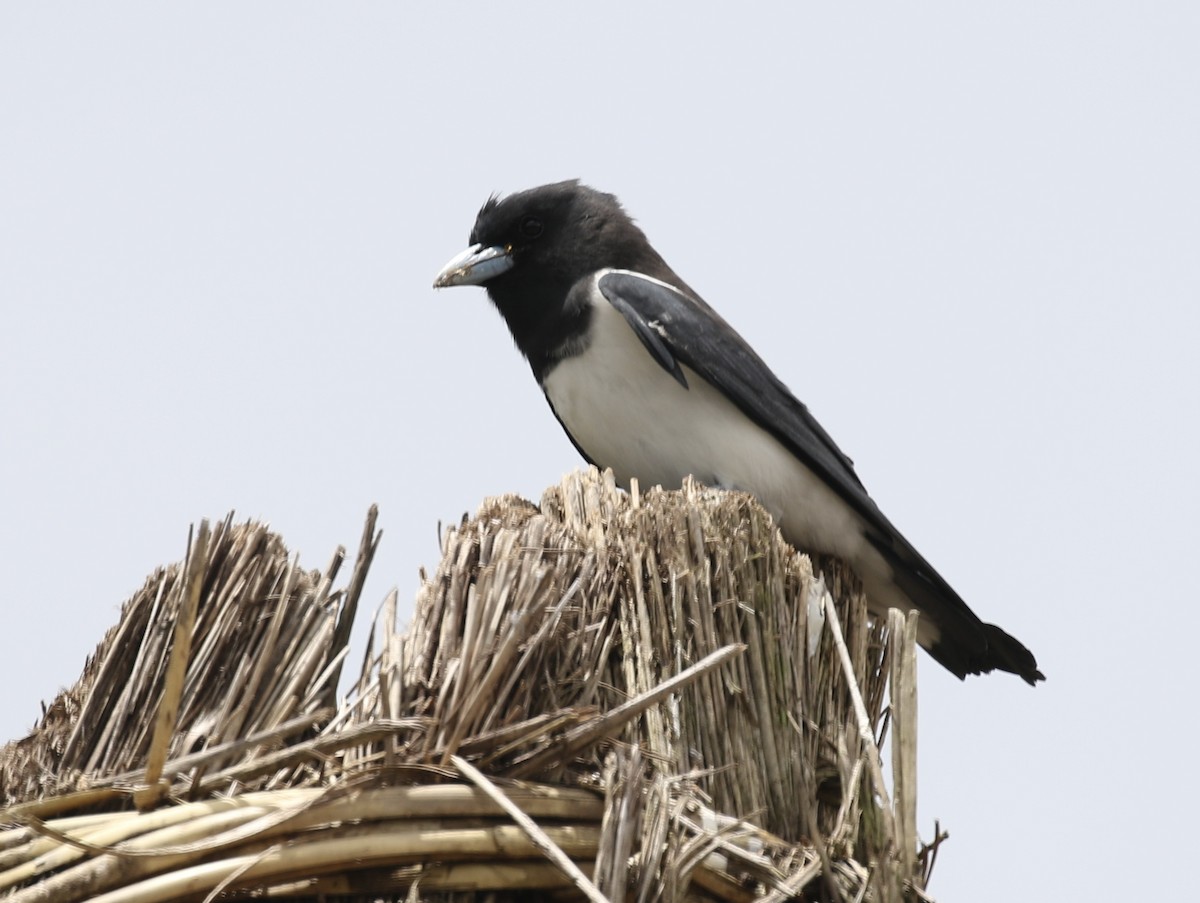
[0,468,939,902]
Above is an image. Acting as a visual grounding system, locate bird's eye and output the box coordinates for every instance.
[519,216,544,238]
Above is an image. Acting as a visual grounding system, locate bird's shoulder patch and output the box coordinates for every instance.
[597,271,689,389]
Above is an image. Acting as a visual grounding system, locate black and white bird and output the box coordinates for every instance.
[434,180,1043,684]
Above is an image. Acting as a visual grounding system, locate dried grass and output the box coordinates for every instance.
[0,468,935,902]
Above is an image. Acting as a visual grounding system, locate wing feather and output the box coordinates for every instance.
[598,269,868,507]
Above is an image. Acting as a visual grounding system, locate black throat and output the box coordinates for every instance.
[487,275,593,382]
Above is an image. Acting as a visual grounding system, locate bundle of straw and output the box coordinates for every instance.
[0,469,934,902]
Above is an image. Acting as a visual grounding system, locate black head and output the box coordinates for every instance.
[434,181,682,366]
[471,180,673,303]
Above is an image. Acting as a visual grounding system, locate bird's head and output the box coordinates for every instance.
[433,180,670,314]
[433,180,688,366]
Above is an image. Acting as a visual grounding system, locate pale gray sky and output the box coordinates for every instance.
[3,4,1197,900]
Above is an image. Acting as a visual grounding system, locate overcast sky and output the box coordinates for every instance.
[3,4,1197,900]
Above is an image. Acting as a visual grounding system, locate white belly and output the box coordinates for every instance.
[542,297,871,563]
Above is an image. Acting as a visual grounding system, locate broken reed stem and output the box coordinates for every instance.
[889,609,920,885]
[451,756,610,903]
[508,643,746,779]
[136,521,210,810]
[822,589,899,899]
[325,505,380,709]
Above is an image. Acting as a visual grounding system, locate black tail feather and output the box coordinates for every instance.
[863,526,1045,685]
[928,622,1045,685]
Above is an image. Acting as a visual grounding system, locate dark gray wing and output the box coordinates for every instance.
[598,270,869,509]
[602,288,689,389]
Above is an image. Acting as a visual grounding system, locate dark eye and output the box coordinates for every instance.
[519,215,544,238]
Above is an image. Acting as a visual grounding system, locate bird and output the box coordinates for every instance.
[433,180,1043,684]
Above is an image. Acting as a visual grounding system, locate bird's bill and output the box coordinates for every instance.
[432,243,515,288]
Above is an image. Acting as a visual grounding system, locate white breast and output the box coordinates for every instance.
[542,281,873,564]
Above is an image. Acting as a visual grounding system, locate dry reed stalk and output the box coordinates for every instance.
[889,609,920,888]
[136,521,210,811]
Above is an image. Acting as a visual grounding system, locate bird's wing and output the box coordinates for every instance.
[598,269,871,510]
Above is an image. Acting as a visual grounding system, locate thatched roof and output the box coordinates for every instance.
[0,468,937,902]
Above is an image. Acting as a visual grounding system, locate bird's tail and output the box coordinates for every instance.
[928,622,1045,686]
[862,525,1045,685]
